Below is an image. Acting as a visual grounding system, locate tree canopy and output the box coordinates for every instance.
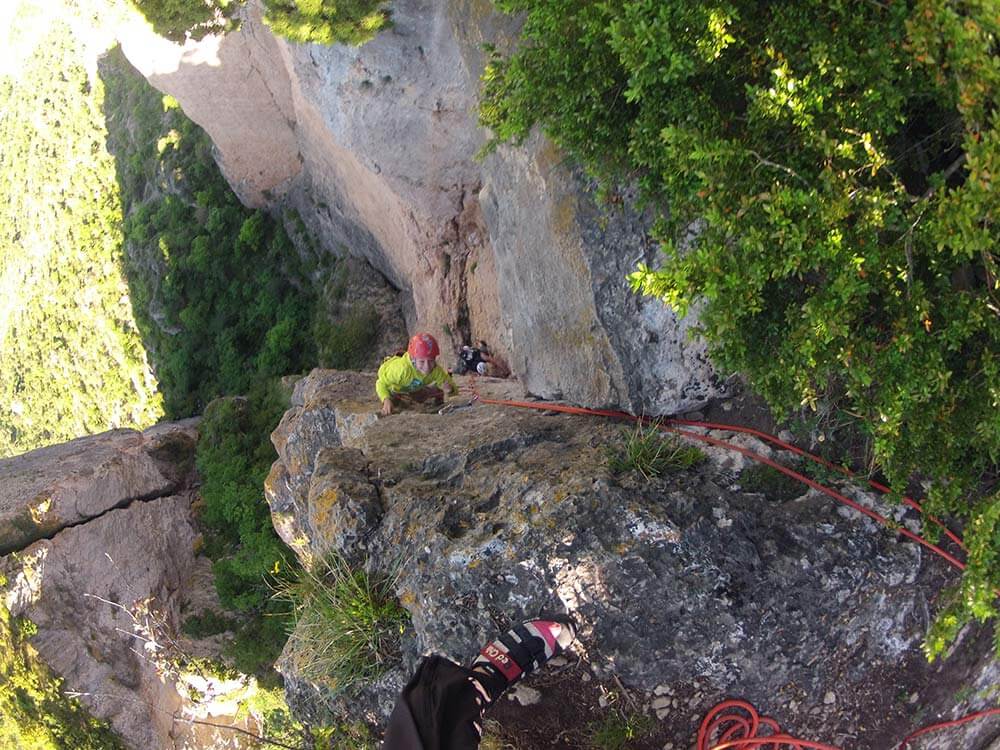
[481,0,1000,655]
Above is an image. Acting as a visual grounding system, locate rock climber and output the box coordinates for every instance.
[376,333,459,416]
[453,340,504,378]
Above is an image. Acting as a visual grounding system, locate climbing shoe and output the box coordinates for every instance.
[469,616,577,703]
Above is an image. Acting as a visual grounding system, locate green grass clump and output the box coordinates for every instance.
[606,422,705,480]
[587,710,653,750]
[277,554,408,692]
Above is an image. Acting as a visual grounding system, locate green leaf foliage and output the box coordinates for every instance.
[262,0,391,46]
[126,0,242,42]
[100,47,319,419]
[194,381,297,676]
[482,0,1000,655]
[0,18,163,458]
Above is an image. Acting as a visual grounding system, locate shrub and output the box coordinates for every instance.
[181,609,236,638]
[126,0,241,42]
[276,554,408,692]
[262,0,390,46]
[606,421,705,480]
[314,302,380,370]
[482,0,1000,656]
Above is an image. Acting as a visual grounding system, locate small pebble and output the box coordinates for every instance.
[652,697,671,710]
[507,685,541,706]
[549,656,568,667]
[778,429,795,443]
[662,743,674,750]
[581,673,591,683]
[654,684,671,696]
[908,692,919,704]
[598,695,609,708]
[823,691,836,705]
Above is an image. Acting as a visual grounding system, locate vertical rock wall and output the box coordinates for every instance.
[115,0,726,415]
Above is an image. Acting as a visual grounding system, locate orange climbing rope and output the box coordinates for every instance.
[696,700,841,750]
[463,381,999,749]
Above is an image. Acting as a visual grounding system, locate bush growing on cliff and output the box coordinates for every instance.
[0,599,124,749]
[126,0,241,41]
[195,381,296,677]
[262,0,391,46]
[481,0,1000,654]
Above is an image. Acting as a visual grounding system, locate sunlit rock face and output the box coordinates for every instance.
[266,369,999,749]
[0,421,259,750]
[117,0,724,415]
[0,421,197,555]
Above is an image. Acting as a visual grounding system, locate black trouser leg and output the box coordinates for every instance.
[382,656,485,750]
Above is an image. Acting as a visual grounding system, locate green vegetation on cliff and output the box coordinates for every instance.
[194,384,295,677]
[0,16,163,459]
[482,0,1000,654]
[126,0,390,46]
[0,592,124,750]
[100,47,319,419]
[262,0,391,46]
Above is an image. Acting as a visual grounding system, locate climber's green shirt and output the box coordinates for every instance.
[375,353,456,401]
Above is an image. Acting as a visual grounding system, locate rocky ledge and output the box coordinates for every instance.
[266,369,1000,749]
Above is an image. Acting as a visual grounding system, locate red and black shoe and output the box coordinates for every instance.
[468,616,577,704]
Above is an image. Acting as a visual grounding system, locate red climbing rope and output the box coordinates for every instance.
[895,707,1000,749]
[666,417,966,552]
[696,700,842,750]
[467,389,967,570]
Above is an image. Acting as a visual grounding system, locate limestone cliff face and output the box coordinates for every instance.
[265,369,1000,749]
[116,0,724,416]
[0,422,260,750]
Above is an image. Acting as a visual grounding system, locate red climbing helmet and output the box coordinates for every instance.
[408,332,440,359]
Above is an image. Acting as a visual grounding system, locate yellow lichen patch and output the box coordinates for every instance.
[310,488,339,530]
[28,497,51,525]
[399,591,416,607]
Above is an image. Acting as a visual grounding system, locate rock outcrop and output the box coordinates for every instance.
[265,369,1000,749]
[0,421,260,750]
[0,421,196,555]
[115,0,725,415]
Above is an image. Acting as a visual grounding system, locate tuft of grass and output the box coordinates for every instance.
[739,463,808,503]
[276,554,408,691]
[606,421,704,480]
[587,710,653,750]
